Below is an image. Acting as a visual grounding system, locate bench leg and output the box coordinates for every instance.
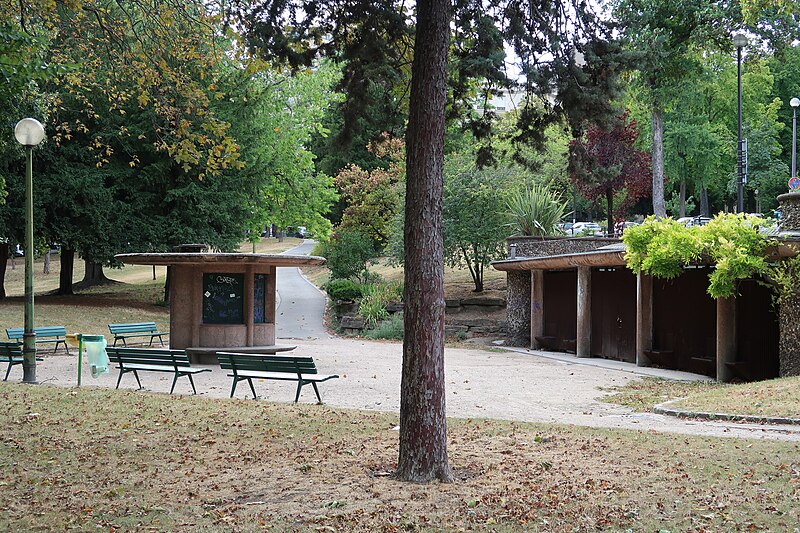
[247,378,258,399]
[62,341,70,355]
[158,335,165,347]
[4,362,13,381]
[115,370,124,389]
[311,382,322,404]
[187,374,197,395]
[169,373,179,395]
[230,378,238,398]
[294,381,303,403]
[132,370,143,390]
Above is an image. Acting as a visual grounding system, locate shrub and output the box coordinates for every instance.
[506,184,569,237]
[365,314,404,340]
[325,279,363,301]
[324,228,378,282]
[358,281,403,328]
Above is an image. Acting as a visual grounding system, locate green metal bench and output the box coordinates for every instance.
[106,347,211,394]
[6,326,70,354]
[0,342,42,381]
[108,322,168,347]
[217,352,339,403]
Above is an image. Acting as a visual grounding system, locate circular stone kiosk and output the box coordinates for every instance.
[116,252,325,363]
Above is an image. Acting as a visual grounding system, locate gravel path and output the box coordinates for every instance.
[27,337,800,442]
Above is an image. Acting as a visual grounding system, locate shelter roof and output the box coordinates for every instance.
[115,253,325,267]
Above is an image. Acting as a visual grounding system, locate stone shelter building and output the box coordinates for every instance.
[493,193,800,383]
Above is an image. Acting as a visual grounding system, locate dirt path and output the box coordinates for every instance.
[27,336,800,442]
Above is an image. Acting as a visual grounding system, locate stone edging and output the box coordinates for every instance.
[653,398,800,426]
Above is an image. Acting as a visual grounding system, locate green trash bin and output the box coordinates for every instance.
[82,335,109,378]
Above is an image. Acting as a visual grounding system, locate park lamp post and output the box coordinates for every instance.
[733,33,748,213]
[791,97,799,183]
[14,118,45,384]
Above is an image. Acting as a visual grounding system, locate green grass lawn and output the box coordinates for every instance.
[1,383,798,531]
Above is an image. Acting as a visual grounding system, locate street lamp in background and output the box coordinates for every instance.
[791,97,799,183]
[14,118,45,384]
[733,33,748,213]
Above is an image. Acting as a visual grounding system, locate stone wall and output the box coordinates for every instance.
[335,296,506,338]
[506,271,531,346]
[507,236,620,258]
[780,293,800,376]
[778,192,800,375]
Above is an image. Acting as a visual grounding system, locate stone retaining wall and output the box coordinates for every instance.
[335,296,507,337]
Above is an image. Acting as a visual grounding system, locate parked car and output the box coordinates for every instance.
[677,216,711,227]
[558,222,575,235]
[572,222,604,237]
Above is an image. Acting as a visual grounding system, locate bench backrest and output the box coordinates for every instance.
[7,326,67,340]
[106,347,191,368]
[0,342,23,360]
[108,322,159,335]
[217,352,318,375]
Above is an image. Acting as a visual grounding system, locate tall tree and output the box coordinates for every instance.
[239,0,623,483]
[571,112,651,232]
[613,0,738,217]
[398,0,452,482]
[443,155,517,292]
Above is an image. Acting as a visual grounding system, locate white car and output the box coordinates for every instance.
[571,222,604,237]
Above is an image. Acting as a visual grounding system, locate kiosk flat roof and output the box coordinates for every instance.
[115,253,325,267]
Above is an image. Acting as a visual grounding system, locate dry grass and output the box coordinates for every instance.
[669,376,800,419]
[601,376,800,420]
[1,383,799,532]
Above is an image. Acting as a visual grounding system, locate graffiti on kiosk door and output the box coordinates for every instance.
[203,273,244,324]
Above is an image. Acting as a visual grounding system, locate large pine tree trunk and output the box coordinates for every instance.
[0,242,8,299]
[651,106,666,218]
[58,248,75,295]
[606,188,614,237]
[396,0,453,484]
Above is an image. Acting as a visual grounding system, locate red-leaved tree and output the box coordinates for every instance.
[571,112,651,234]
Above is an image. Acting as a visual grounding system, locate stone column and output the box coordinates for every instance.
[530,270,544,349]
[716,296,736,383]
[636,272,653,367]
[506,270,531,347]
[777,192,800,376]
[576,266,591,358]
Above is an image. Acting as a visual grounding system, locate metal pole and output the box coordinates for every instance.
[792,106,797,180]
[737,45,744,213]
[22,146,36,383]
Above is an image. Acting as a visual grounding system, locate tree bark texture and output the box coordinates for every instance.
[81,259,110,286]
[679,178,686,218]
[396,0,453,484]
[0,243,8,299]
[651,106,666,218]
[58,248,75,295]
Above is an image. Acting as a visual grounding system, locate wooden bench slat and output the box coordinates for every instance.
[216,352,338,403]
[107,322,168,347]
[6,327,70,354]
[106,347,210,394]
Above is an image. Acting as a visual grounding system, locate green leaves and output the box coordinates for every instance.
[505,183,568,238]
[623,213,776,298]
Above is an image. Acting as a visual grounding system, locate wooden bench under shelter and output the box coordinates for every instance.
[106,347,211,394]
[108,322,168,347]
[0,342,42,381]
[7,326,70,354]
[217,352,339,403]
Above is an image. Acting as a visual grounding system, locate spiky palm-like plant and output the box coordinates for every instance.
[506,184,569,237]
